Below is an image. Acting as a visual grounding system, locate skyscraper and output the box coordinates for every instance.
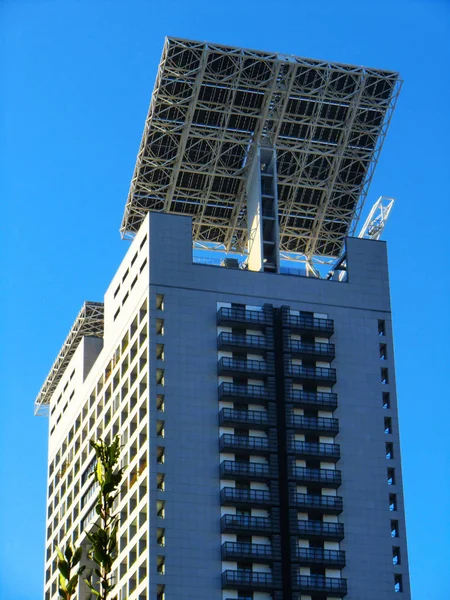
[37,38,410,600]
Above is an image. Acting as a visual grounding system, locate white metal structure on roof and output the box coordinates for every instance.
[358,196,395,240]
[34,302,104,415]
[121,37,401,260]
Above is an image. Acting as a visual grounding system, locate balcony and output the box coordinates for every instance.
[292,547,346,568]
[218,357,272,378]
[222,569,281,590]
[294,520,344,541]
[283,312,334,337]
[220,433,276,455]
[218,382,274,403]
[294,575,347,596]
[286,389,338,410]
[290,492,343,514]
[286,364,337,385]
[221,513,276,534]
[217,332,273,352]
[220,460,277,481]
[286,340,336,361]
[290,466,342,488]
[220,487,278,507]
[217,306,272,330]
[221,541,277,563]
[287,414,339,435]
[288,441,340,461]
[219,407,275,429]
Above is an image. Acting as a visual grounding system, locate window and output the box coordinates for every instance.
[391,520,399,538]
[156,528,165,547]
[157,500,165,518]
[156,294,165,310]
[381,368,389,384]
[393,546,401,565]
[157,447,165,464]
[156,584,165,600]
[394,573,403,592]
[156,318,164,335]
[156,421,165,438]
[378,320,386,336]
[386,442,394,459]
[382,392,391,410]
[157,555,165,575]
[156,395,165,412]
[156,344,165,360]
[384,417,392,434]
[157,473,165,491]
[387,468,395,485]
[380,344,387,360]
[389,493,397,511]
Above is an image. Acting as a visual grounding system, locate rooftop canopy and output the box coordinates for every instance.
[121,37,401,260]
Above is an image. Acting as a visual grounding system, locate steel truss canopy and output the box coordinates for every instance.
[121,37,401,259]
[34,302,104,415]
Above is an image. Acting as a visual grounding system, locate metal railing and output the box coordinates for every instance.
[218,356,270,376]
[290,492,343,512]
[291,466,342,486]
[295,520,344,539]
[286,340,336,358]
[221,514,274,533]
[294,547,346,566]
[295,575,347,595]
[219,382,273,401]
[286,389,338,409]
[220,487,274,506]
[221,541,274,560]
[288,415,339,433]
[218,332,273,350]
[217,306,272,326]
[220,460,273,479]
[287,365,337,383]
[284,313,334,334]
[220,433,274,453]
[219,407,270,428]
[289,441,340,460]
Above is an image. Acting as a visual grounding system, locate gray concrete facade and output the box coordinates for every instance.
[144,212,410,600]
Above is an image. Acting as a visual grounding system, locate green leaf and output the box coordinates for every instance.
[56,546,65,562]
[58,560,70,580]
[64,544,73,562]
[73,546,82,566]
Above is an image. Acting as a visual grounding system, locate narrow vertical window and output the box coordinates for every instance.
[378,319,386,335]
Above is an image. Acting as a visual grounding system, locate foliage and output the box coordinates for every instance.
[56,436,123,600]
[84,435,124,600]
[56,543,85,600]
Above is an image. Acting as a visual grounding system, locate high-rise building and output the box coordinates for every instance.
[36,38,410,600]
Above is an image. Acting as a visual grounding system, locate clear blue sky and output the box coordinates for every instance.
[1,1,449,598]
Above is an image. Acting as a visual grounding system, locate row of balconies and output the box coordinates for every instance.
[222,570,346,596]
[219,408,339,436]
[219,458,341,487]
[219,380,338,404]
[219,440,339,464]
[217,306,335,338]
[218,333,336,369]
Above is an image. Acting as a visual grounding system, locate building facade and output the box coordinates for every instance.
[37,38,410,600]
[40,212,410,600]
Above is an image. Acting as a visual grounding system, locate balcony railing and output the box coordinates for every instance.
[222,570,280,590]
[293,547,346,568]
[221,514,275,534]
[220,460,277,480]
[220,487,278,507]
[286,340,336,360]
[217,332,273,351]
[220,433,276,454]
[217,306,272,329]
[290,492,343,514]
[295,520,344,541]
[288,441,340,461]
[287,415,339,435]
[218,357,271,377]
[218,382,274,402]
[221,541,276,562]
[290,466,342,487]
[286,389,338,410]
[219,407,273,429]
[294,575,347,596]
[283,312,334,336]
[287,365,337,385]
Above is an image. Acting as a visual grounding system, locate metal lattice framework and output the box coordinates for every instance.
[121,37,401,260]
[34,302,104,415]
